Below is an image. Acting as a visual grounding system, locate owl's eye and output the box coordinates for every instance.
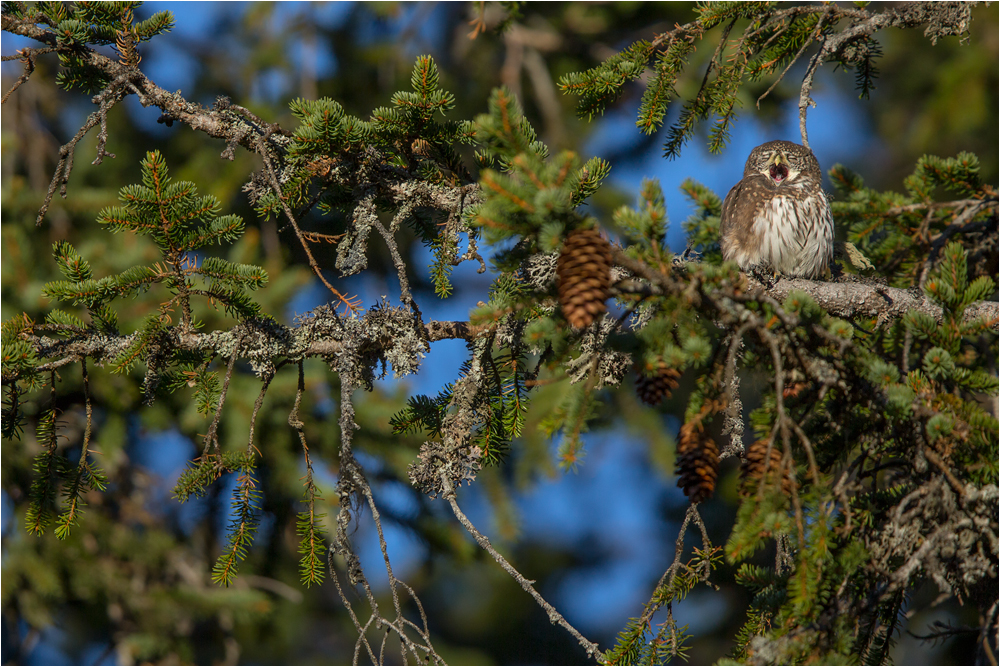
[769,164,789,183]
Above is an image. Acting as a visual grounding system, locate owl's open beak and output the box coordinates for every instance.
[768,154,789,184]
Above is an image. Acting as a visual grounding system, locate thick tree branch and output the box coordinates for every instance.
[759,276,999,327]
[11,269,993,387]
[2,319,481,386]
[611,247,999,330]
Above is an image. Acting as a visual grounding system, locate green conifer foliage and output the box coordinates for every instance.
[2,1,996,664]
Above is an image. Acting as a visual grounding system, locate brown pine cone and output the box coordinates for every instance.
[675,426,720,504]
[739,439,792,496]
[635,359,681,406]
[557,228,612,329]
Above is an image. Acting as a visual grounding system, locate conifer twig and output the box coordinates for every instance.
[247,369,274,459]
[326,553,380,665]
[796,35,826,150]
[372,217,425,325]
[1,47,54,103]
[758,9,832,113]
[440,472,604,662]
[257,132,359,314]
[36,108,102,225]
[79,357,93,463]
[200,332,243,458]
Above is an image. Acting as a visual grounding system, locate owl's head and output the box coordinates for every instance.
[743,140,821,186]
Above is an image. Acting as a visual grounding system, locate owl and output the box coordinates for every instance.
[719,140,834,280]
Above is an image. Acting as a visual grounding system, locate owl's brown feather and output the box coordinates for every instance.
[720,140,833,279]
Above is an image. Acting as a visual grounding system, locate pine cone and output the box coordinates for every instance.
[557,228,612,329]
[675,426,719,504]
[635,359,681,406]
[739,439,792,496]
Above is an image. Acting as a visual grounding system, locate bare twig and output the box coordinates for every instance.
[35,109,102,225]
[246,369,274,458]
[78,357,93,468]
[441,472,604,662]
[371,217,424,324]
[257,132,360,313]
[327,553,380,666]
[758,9,832,112]
[200,332,243,458]
[2,47,54,103]
[797,33,827,149]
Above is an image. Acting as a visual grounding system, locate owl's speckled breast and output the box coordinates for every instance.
[752,190,832,277]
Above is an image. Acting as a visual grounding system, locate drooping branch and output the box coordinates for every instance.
[1,46,54,103]
[328,376,444,666]
[440,472,605,663]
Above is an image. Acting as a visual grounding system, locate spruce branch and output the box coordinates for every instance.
[798,2,976,147]
[559,2,977,156]
[2,318,482,385]
[607,504,715,664]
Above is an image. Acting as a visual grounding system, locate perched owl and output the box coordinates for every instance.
[720,140,834,279]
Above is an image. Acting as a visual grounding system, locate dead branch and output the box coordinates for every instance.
[440,472,605,662]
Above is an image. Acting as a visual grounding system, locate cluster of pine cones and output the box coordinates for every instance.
[556,228,795,504]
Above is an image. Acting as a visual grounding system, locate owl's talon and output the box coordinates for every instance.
[747,265,778,288]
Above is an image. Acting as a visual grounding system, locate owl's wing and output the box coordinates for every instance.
[720,174,774,266]
[719,178,756,263]
[719,181,744,237]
